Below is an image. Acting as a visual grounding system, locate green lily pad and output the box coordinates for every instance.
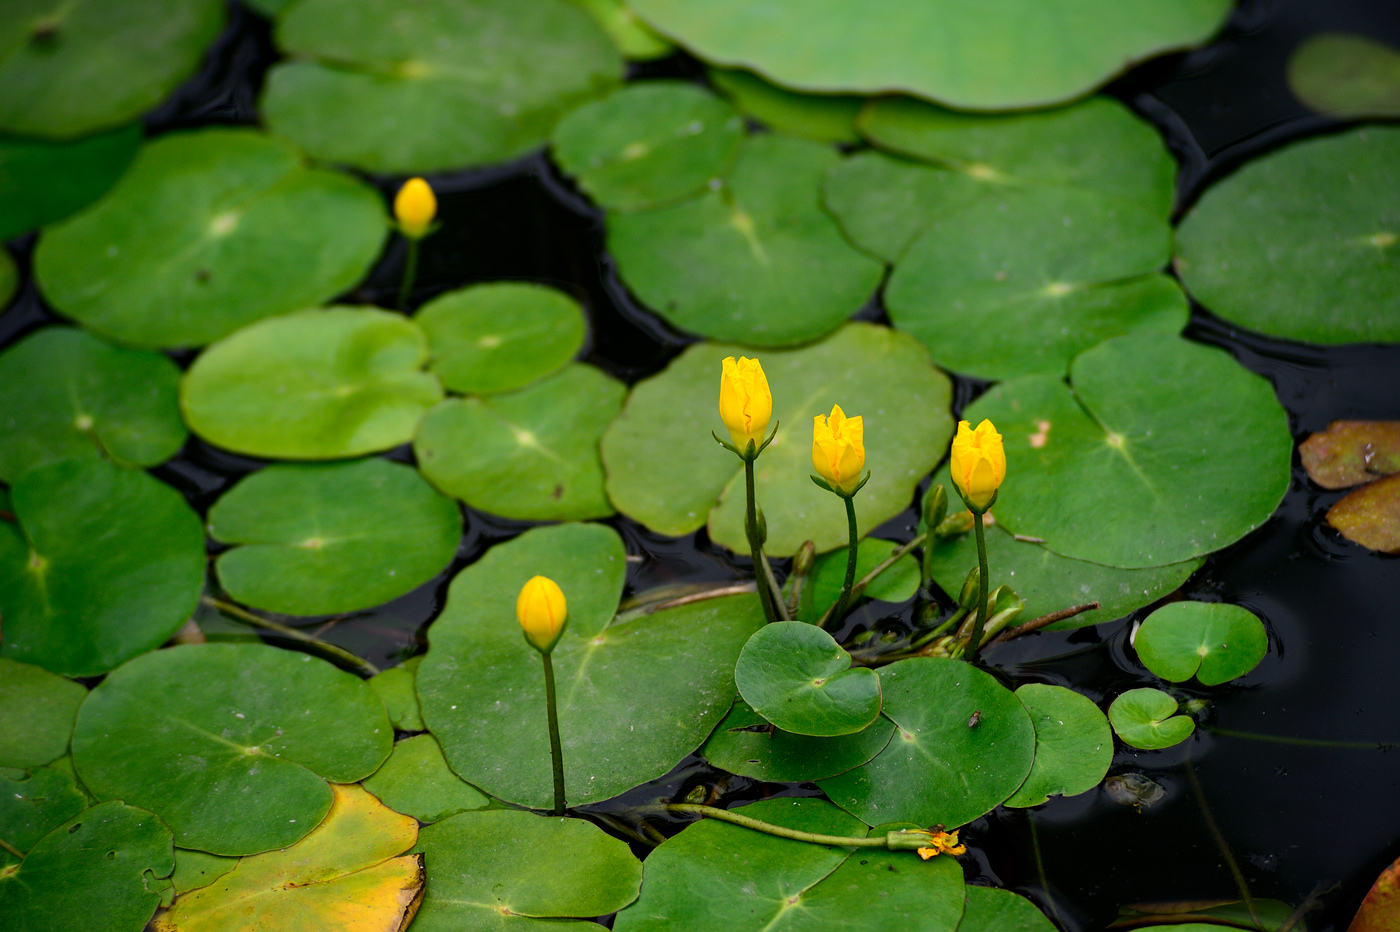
[735,622,881,737]
[552,81,744,212]
[1288,34,1400,119]
[0,327,186,483]
[819,657,1035,828]
[568,0,674,60]
[415,283,587,395]
[699,698,894,782]
[0,764,88,860]
[208,458,461,617]
[262,0,623,173]
[602,323,953,556]
[72,643,393,856]
[608,134,884,346]
[34,129,387,348]
[242,0,293,16]
[0,657,86,768]
[1134,602,1268,685]
[709,68,861,144]
[418,523,763,809]
[961,333,1292,568]
[800,537,920,621]
[625,0,1230,110]
[1299,420,1400,489]
[1108,688,1195,750]
[168,849,237,895]
[1004,684,1112,808]
[0,246,14,309]
[0,0,224,138]
[1328,473,1400,554]
[415,363,623,521]
[957,886,1056,932]
[181,307,444,460]
[363,735,490,824]
[369,656,425,732]
[1174,126,1400,344]
[0,457,205,677]
[0,124,141,239]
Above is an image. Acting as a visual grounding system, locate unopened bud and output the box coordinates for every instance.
[958,566,980,610]
[935,510,975,539]
[922,484,948,534]
[792,540,816,577]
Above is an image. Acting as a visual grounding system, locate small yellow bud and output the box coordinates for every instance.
[516,575,568,653]
[812,404,865,495]
[718,356,772,455]
[949,419,1006,512]
[394,177,437,240]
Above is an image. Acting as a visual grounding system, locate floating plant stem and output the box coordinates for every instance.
[658,803,936,852]
[1204,726,1399,750]
[201,595,380,677]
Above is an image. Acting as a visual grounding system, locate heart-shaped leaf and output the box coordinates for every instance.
[369,658,425,732]
[734,622,881,737]
[1134,602,1268,685]
[1004,684,1112,808]
[1108,688,1195,750]
[699,698,893,782]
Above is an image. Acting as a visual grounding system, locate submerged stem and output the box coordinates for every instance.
[965,514,990,657]
[541,651,567,817]
[1184,755,1261,931]
[1028,814,1064,929]
[659,804,929,852]
[1204,726,1398,750]
[201,596,379,677]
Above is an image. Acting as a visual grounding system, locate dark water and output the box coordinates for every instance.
[4,1,1400,928]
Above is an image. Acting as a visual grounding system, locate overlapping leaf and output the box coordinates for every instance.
[0,124,141,239]
[0,657,86,768]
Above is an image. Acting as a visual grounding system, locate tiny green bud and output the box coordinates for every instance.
[958,565,981,609]
[792,540,816,577]
[935,510,975,538]
[755,506,768,546]
[922,484,948,533]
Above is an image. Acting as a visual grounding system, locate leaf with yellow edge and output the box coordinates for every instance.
[152,785,423,932]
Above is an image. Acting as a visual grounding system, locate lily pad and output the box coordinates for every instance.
[1328,473,1400,554]
[800,537,920,621]
[602,323,953,556]
[624,0,1230,110]
[0,0,224,138]
[411,809,641,930]
[608,134,885,346]
[415,283,587,395]
[370,657,425,732]
[181,307,444,460]
[709,68,861,144]
[362,735,490,824]
[167,850,237,896]
[415,364,622,521]
[418,523,764,809]
[72,643,393,855]
[0,327,186,483]
[1004,684,1112,808]
[1108,688,1195,750]
[0,457,205,676]
[0,246,14,309]
[0,764,88,860]
[1288,34,1400,119]
[957,886,1057,932]
[1175,126,1400,344]
[0,801,174,932]
[1135,602,1268,685]
[961,333,1292,568]
[208,458,461,616]
[0,657,86,768]
[0,124,141,239]
[568,0,674,60]
[262,0,623,173]
[819,657,1035,828]
[552,81,745,212]
[735,622,881,737]
[1300,420,1400,489]
[698,698,894,783]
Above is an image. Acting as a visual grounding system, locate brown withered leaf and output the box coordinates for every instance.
[1350,855,1400,931]
[1299,421,1400,489]
[1328,473,1400,554]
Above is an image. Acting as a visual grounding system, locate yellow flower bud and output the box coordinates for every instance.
[394,177,437,240]
[949,419,1006,512]
[812,404,865,495]
[516,575,568,653]
[718,356,772,455]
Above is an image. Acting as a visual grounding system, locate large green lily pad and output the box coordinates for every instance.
[961,334,1292,568]
[1108,688,1194,751]
[167,850,237,896]
[957,886,1057,932]
[735,622,882,737]
[0,457,205,677]
[0,657,86,768]
[569,0,674,60]
[262,0,623,173]
[1134,602,1269,685]
[208,458,461,616]
[418,523,764,809]
[1004,684,1112,808]
[602,324,953,556]
[362,735,490,824]
[699,698,894,783]
[181,307,444,460]
[369,656,425,732]
[624,0,1230,110]
[34,129,388,348]
[709,69,862,144]
[1288,34,1400,119]
[0,327,186,483]
[414,363,623,521]
[1175,126,1400,344]
[0,764,88,861]
[608,134,884,346]
[0,124,141,239]
[72,643,392,856]
[819,657,1035,828]
[0,0,224,138]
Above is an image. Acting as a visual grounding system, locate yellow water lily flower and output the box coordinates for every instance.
[394,177,437,240]
[812,404,865,496]
[916,829,967,859]
[719,356,772,454]
[516,575,568,653]
[949,419,1005,511]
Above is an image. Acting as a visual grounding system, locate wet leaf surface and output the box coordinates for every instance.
[1108,688,1195,750]
[0,657,86,768]
[0,124,141,240]
[1328,473,1400,554]
[1134,602,1268,685]
[735,622,882,737]
[1300,420,1400,489]
[1005,684,1112,808]
[0,763,88,861]
[956,886,1056,932]
[362,735,490,824]
[709,68,862,143]
[369,658,425,733]
[1288,33,1400,119]
[698,698,894,783]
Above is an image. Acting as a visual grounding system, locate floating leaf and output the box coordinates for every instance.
[567,0,674,60]
[182,307,444,460]
[801,537,920,621]
[418,523,762,809]
[1299,420,1400,489]
[208,459,461,616]
[72,643,392,856]
[242,0,294,16]
[957,886,1056,932]
[1288,33,1400,119]
[735,622,881,737]
[602,323,953,556]
[0,764,88,860]
[0,657,86,768]
[414,364,623,521]
[362,735,490,824]
[0,124,141,239]
[1347,853,1400,932]
[369,658,425,732]
[608,134,884,346]
[415,283,587,395]
[552,81,744,211]
[0,246,14,309]
[709,68,861,143]
[262,0,623,173]
[1134,602,1268,685]
[35,129,388,348]
[1108,688,1195,750]
[1004,684,1112,808]
[168,850,237,896]
[961,334,1292,568]
[1328,473,1400,554]
[0,457,205,676]
[699,698,893,783]
[1119,898,1298,930]
[0,327,186,483]
[820,657,1035,828]
[1175,126,1400,344]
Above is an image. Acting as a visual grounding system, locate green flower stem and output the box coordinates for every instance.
[201,596,380,677]
[541,650,567,817]
[744,457,779,625]
[397,236,420,312]
[662,804,930,851]
[757,549,790,621]
[815,530,928,631]
[824,494,859,627]
[965,513,991,657]
[0,836,23,859]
